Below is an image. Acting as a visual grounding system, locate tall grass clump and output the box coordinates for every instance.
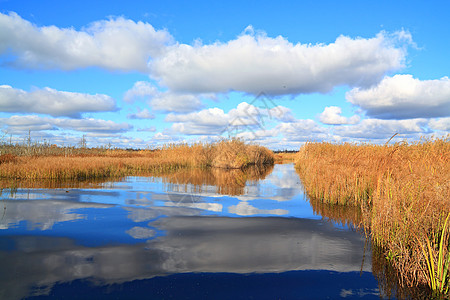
[417,213,450,297]
[295,136,450,293]
[211,139,274,169]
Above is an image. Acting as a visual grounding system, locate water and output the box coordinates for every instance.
[0,164,389,299]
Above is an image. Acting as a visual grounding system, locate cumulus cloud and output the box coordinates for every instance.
[91,136,147,148]
[124,81,203,113]
[123,81,159,103]
[53,118,132,133]
[137,126,157,132]
[268,105,296,122]
[276,119,329,142]
[0,85,116,118]
[0,115,57,132]
[0,12,172,71]
[151,92,203,113]
[228,102,294,123]
[346,75,450,119]
[332,118,427,139]
[428,117,450,131]
[149,30,411,95]
[0,115,132,134]
[127,108,155,119]
[166,102,295,136]
[152,132,177,141]
[319,106,360,125]
[167,107,229,135]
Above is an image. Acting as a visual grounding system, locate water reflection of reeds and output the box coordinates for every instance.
[0,178,116,190]
[160,164,274,196]
[307,195,364,229]
[371,244,432,300]
[0,164,274,197]
[307,194,434,299]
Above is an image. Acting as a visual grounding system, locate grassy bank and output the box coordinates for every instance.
[0,139,274,180]
[295,136,450,295]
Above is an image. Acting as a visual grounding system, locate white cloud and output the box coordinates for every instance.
[124,81,203,113]
[234,128,279,142]
[428,117,450,131]
[276,119,329,142]
[152,132,176,141]
[0,12,172,71]
[92,136,147,148]
[0,115,56,132]
[85,133,121,138]
[127,108,155,119]
[227,102,267,127]
[53,118,132,133]
[137,126,157,132]
[167,107,229,135]
[0,115,132,134]
[319,106,360,125]
[151,92,203,113]
[149,30,410,95]
[166,102,295,136]
[268,106,296,122]
[332,118,427,139]
[123,81,159,103]
[0,85,116,118]
[346,75,450,119]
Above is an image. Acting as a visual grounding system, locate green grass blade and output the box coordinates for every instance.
[426,236,437,291]
[418,235,436,290]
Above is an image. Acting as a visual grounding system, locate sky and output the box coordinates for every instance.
[0,0,449,150]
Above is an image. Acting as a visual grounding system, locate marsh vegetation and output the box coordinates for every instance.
[0,138,274,180]
[296,136,450,297]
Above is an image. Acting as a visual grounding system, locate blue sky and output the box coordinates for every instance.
[0,0,449,149]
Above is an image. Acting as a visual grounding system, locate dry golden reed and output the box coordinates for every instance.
[295,136,450,292]
[0,139,274,180]
[273,152,298,164]
[211,139,274,168]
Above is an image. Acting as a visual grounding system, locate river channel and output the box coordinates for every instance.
[0,163,393,299]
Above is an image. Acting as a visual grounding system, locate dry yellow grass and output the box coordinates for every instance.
[211,139,274,168]
[273,152,298,164]
[295,136,450,292]
[0,139,274,180]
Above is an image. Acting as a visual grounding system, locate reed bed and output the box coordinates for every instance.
[295,136,450,295]
[0,139,274,180]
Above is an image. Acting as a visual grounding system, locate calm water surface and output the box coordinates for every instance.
[0,164,390,299]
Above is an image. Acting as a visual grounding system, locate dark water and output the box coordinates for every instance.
[0,164,391,299]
